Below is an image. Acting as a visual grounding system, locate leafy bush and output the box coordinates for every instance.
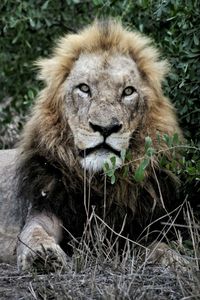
[1,0,199,144]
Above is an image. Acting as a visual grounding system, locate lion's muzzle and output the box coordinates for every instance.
[78,141,121,158]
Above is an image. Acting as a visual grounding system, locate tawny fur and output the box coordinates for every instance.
[14,20,183,270]
[21,19,181,163]
[19,20,181,200]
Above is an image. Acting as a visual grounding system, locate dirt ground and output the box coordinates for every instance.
[0,261,200,300]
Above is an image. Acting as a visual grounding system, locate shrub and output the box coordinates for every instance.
[1,0,199,144]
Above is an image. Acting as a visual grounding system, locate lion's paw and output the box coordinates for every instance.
[17,242,68,273]
[148,242,191,272]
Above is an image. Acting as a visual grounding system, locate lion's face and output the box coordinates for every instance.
[64,52,147,172]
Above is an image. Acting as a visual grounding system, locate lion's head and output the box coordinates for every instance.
[65,52,148,172]
[21,20,181,175]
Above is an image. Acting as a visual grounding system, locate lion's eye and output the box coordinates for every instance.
[78,83,90,94]
[122,86,136,97]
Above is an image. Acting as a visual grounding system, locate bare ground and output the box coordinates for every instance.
[0,261,200,300]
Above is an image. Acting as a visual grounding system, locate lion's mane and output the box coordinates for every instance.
[17,20,182,251]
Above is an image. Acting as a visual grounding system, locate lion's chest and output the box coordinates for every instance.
[54,187,132,253]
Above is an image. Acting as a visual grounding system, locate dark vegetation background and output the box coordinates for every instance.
[0,1,199,208]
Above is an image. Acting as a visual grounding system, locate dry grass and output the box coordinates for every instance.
[0,202,199,300]
[0,262,199,300]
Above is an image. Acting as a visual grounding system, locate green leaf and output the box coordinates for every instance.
[157,133,161,145]
[126,150,132,161]
[111,174,116,184]
[103,162,109,172]
[110,156,116,167]
[159,155,168,167]
[172,133,179,145]
[134,158,150,182]
[193,34,199,46]
[120,149,126,162]
[42,0,49,10]
[163,134,172,147]
[146,147,155,157]
[134,167,145,183]
[29,18,35,28]
[107,169,114,177]
[122,165,129,178]
[28,89,34,99]
[145,136,152,151]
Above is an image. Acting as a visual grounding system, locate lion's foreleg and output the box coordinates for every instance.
[17,212,67,272]
[147,242,191,271]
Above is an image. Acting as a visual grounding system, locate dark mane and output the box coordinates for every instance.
[16,20,182,252]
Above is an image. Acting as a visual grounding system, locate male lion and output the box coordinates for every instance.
[0,20,186,271]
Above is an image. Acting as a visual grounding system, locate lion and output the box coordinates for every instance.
[0,20,187,271]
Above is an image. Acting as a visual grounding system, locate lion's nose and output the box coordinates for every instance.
[89,119,122,138]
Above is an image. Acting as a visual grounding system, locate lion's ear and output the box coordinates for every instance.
[35,57,68,87]
[143,58,170,94]
[128,31,170,94]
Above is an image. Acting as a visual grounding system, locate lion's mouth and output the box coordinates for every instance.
[78,142,121,158]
